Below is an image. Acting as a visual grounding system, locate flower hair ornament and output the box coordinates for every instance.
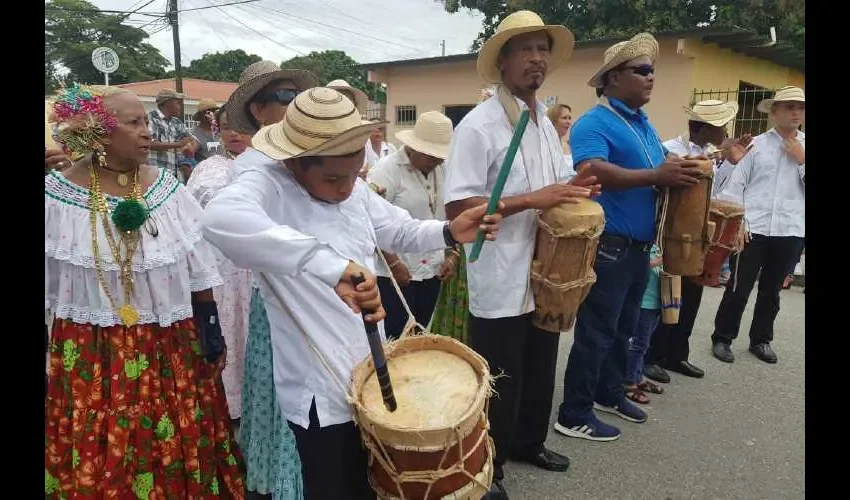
[205,109,219,136]
[52,84,119,157]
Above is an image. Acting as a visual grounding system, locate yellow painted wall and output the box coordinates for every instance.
[685,38,805,91]
[374,39,695,144]
[371,37,803,146]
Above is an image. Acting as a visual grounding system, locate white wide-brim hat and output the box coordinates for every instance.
[588,33,659,88]
[757,86,806,113]
[394,111,454,160]
[684,99,739,128]
[252,87,386,161]
[476,10,575,84]
[326,79,369,115]
[225,60,319,134]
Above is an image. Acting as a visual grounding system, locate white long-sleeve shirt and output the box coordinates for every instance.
[718,128,805,237]
[202,158,446,429]
[444,95,575,319]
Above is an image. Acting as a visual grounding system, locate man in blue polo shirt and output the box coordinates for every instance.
[554,33,704,442]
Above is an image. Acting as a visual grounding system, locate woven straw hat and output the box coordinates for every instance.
[326,79,369,115]
[588,33,659,88]
[756,86,805,113]
[395,111,454,160]
[476,10,575,84]
[252,87,387,161]
[684,100,739,127]
[225,60,319,134]
[193,98,219,119]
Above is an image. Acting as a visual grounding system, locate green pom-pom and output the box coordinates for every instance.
[111,199,148,232]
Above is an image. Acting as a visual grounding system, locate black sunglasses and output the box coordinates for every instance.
[257,88,300,105]
[620,64,655,77]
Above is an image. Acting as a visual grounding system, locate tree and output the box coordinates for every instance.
[281,50,386,104]
[438,0,805,53]
[45,0,170,93]
[181,50,263,82]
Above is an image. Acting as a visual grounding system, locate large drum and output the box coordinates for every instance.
[660,160,714,276]
[530,198,605,332]
[691,199,745,287]
[351,335,493,499]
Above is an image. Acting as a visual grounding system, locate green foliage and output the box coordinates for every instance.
[281,50,386,104]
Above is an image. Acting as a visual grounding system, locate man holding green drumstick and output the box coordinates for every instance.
[443,10,600,500]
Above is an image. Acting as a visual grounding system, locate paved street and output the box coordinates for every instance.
[504,285,805,499]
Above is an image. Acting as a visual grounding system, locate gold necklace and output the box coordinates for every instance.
[89,166,143,326]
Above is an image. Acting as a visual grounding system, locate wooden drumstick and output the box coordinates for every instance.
[351,273,397,412]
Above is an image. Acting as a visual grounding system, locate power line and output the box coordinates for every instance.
[201,0,306,56]
[185,0,232,50]
[45,5,164,17]
[117,0,159,21]
[245,3,416,60]
[255,3,431,56]
[178,0,259,12]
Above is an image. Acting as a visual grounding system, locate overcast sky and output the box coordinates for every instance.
[85,0,485,66]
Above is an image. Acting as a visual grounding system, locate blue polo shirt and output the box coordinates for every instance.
[570,97,667,243]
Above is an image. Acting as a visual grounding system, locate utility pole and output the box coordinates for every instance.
[168,0,183,92]
[441,40,446,56]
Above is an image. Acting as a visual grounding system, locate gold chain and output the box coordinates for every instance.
[88,166,143,326]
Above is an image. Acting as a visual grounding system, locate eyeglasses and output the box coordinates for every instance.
[620,64,655,77]
[257,88,300,105]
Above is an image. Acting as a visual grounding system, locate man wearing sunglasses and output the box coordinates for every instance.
[554,33,705,443]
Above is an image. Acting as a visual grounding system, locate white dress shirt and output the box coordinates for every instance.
[202,158,447,428]
[444,95,576,319]
[663,135,734,198]
[367,147,446,281]
[718,128,805,237]
[365,139,397,170]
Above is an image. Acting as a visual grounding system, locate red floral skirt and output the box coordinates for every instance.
[45,318,246,499]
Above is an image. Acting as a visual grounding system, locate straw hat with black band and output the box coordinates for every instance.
[756,86,805,113]
[395,111,453,160]
[588,33,659,88]
[476,10,575,83]
[225,60,319,135]
[326,79,369,115]
[684,99,739,128]
[252,87,386,161]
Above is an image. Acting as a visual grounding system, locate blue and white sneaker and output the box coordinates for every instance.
[553,414,621,442]
[593,399,648,423]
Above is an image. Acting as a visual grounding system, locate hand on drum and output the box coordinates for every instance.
[569,163,603,197]
[654,158,704,187]
[337,262,386,323]
[527,184,594,210]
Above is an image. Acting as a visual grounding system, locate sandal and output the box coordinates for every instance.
[624,385,650,404]
[638,379,665,395]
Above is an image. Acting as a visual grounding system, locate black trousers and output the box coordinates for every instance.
[469,313,560,480]
[288,400,375,500]
[712,234,804,346]
[378,276,441,340]
[646,278,704,366]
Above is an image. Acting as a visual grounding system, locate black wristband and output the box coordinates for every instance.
[443,221,459,248]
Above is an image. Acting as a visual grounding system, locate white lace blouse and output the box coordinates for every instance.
[45,168,223,328]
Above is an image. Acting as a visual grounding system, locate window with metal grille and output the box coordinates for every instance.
[691,82,774,137]
[395,105,417,126]
[184,114,198,129]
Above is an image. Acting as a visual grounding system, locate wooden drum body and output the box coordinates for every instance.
[660,273,682,325]
[351,335,493,499]
[531,198,605,333]
[692,200,745,287]
[661,160,714,276]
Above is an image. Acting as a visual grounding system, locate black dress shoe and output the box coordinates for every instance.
[749,343,778,364]
[643,363,670,383]
[666,360,705,378]
[481,479,509,500]
[511,447,570,472]
[712,342,735,363]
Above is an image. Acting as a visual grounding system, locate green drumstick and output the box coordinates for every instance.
[468,109,531,263]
